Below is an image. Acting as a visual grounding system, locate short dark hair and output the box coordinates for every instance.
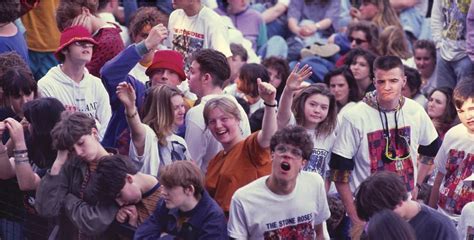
[230,43,248,62]
[323,66,359,104]
[453,77,474,109]
[355,171,408,221]
[238,63,270,98]
[0,1,21,23]
[56,0,99,31]
[413,39,436,62]
[51,112,97,150]
[128,7,168,42]
[270,125,313,161]
[367,209,416,240]
[159,161,204,199]
[93,155,139,202]
[373,55,404,73]
[192,49,230,88]
[345,48,377,80]
[1,67,37,99]
[404,66,422,95]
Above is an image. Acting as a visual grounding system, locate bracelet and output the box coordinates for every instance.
[14,152,28,158]
[14,158,29,164]
[263,102,277,108]
[126,110,138,118]
[13,149,28,154]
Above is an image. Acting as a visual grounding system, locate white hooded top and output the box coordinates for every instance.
[38,65,112,139]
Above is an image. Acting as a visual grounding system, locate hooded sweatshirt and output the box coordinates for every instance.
[38,65,112,139]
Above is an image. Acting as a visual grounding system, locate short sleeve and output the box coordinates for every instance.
[227,194,249,239]
[129,124,160,176]
[434,138,449,175]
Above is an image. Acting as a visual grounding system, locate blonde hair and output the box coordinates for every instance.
[378,25,412,60]
[203,97,241,126]
[142,85,183,146]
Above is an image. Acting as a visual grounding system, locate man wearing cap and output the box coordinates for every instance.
[100,23,187,149]
[38,25,111,140]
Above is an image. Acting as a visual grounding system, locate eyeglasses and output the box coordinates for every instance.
[73,41,94,48]
[274,145,303,158]
[348,36,368,45]
[381,135,411,163]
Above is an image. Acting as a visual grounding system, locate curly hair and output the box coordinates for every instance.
[128,7,169,42]
[270,125,314,160]
[0,1,21,23]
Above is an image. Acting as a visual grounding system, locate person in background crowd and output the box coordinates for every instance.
[135,161,227,239]
[38,26,111,140]
[0,1,29,63]
[228,125,330,239]
[377,26,415,68]
[432,0,474,90]
[226,43,248,88]
[323,66,359,114]
[0,52,30,108]
[55,0,124,77]
[413,40,437,97]
[426,87,457,139]
[402,66,427,107]
[344,48,377,99]
[21,0,61,80]
[262,56,290,102]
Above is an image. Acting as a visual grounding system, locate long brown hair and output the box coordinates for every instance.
[292,83,337,138]
[142,85,184,146]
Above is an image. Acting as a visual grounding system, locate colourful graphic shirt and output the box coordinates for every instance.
[435,123,474,217]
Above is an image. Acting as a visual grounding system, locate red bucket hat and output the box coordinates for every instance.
[54,26,98,61]
[145,50,186,81]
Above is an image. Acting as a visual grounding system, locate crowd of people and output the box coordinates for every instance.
[0,0,473,239]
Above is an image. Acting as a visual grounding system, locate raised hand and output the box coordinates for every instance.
[116,82,136,110]
[257,78,277,104]
[70,10,92,32]
[4,118,26,149]
[144,24,169,51]
[286,63,312,92]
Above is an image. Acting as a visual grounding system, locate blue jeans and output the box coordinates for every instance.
[434,54,474,89]
[257,36,288,59]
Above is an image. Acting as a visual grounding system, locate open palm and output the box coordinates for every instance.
[286,63,312,91]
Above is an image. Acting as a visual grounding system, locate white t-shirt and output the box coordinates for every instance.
[434,123,474,220]
[287,114,336,179]
[129,123,190,176]
[332,98,438,192]
[185,94,251,173]
[166,6,232,70]
[457,202,474,240]
[228,172,330,239]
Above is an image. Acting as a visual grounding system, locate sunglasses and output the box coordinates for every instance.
[73,41,94,48]
[381,135,411,164]
[274,145,303,159]
[348,36,368,45]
